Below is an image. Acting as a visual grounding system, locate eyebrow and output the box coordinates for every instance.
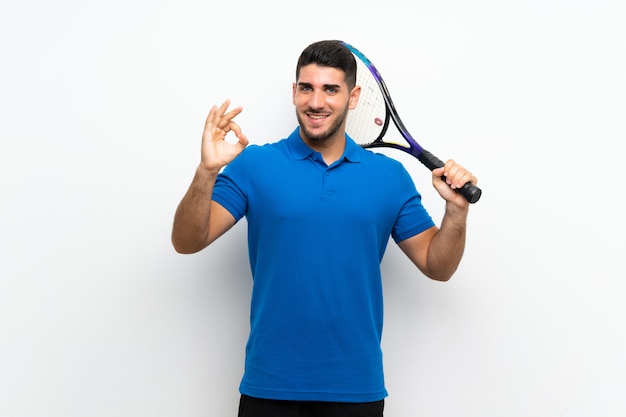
[297,81,342,90]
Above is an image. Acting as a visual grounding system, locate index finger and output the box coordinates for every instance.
[228,120,243,137]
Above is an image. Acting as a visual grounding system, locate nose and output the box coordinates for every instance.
[309,90,324,110]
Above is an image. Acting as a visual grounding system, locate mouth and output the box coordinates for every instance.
[306,112,330,125]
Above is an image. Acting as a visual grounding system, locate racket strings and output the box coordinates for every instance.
[346,58,388,146]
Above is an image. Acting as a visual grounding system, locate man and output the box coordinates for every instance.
[172,40,477,417]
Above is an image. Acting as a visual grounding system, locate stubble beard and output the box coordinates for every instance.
[297,106,349,143]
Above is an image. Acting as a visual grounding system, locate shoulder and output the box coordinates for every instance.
[346,136,406,170]
[358,147,410,176]
[228,138,289,166]
[351,148,421,199]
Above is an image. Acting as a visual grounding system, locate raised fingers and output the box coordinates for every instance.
[215,100,243,130]
[204,100,245,140]
[204,104,219,131]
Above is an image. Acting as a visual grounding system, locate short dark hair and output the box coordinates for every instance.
[296,40,357,90]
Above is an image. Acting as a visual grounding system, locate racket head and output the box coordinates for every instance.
[344,47,390,147]
[343,42,417,154]
[342,41,482,204]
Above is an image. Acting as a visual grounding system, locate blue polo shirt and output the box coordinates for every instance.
[212,127,434,402]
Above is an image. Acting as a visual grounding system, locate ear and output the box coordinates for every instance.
[292,82,297,104]
[348,85,361,110]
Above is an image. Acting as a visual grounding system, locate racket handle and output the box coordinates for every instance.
[417,150,482,204]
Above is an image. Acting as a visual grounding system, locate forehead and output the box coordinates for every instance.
[297,64,347,87]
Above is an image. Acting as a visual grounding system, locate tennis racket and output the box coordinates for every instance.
[342,41,482,204]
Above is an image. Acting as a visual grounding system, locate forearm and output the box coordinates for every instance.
[425,204,468,281]
[171,166,219,254]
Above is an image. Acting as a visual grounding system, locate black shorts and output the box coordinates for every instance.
[237,394,385,417]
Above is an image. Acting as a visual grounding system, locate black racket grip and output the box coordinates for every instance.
[417,150,482,204]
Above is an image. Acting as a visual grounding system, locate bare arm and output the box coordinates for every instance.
[172,168,237,253]
[398,160,476,281]
[171,100,249,254]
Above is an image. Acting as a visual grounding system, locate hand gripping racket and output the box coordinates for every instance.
[342,41,482,204]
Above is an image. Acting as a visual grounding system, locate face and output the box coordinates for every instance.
[292,64,360,145]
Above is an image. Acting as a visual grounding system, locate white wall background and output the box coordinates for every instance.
[1,0,624,416]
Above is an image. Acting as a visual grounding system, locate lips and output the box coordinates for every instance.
[306,113,330,128]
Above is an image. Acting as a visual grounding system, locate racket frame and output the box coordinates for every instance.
[342,41,482,203]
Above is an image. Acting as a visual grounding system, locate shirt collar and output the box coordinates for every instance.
[287,127,362,163]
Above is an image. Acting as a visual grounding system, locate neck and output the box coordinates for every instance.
[302,133,346,165]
